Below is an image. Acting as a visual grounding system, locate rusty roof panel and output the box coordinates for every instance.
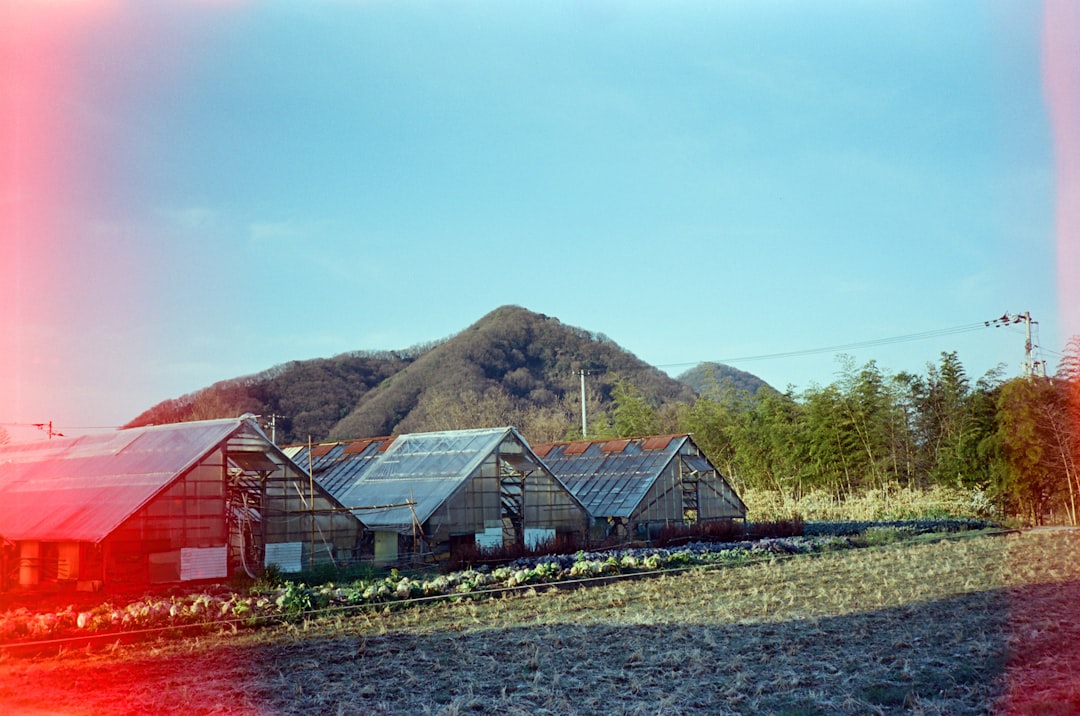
[641,435,675,451]
[600,439,631,453]
[343,439,373,455]
[531,444,553,458]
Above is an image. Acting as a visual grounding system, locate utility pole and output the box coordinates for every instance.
[255,414,282,444]
[33,421,62,439]
[578,369,588,438]
[986,311,1046,378]
[1022,311,1036,377]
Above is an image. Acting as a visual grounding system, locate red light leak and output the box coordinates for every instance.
[1043,0,1080,340]
[1,3,117,425]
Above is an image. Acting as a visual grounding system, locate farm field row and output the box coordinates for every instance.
[1,529,1078,715]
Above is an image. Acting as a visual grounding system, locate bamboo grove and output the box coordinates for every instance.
[588,340,1080,527]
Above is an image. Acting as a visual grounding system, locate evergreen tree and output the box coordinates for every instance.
[609,375,659,437]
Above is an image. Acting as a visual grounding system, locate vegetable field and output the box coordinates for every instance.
[1,530,1079,715]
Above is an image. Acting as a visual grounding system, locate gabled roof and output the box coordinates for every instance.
[533,434,711,518]
[0,418,253,542]
[289,427,538,530]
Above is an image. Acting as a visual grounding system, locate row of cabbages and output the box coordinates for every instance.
[0,536,838,643]
[0,523,986,644]
[0,591,276,642]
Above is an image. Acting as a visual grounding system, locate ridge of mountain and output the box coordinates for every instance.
[126,305,768,444]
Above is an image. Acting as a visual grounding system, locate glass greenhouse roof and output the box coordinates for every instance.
[290,427,526,530]
[0,418,248,542]
[534,435,691,518]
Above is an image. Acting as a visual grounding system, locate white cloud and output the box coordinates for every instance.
[249,221,303,244]
[160,206,218,230]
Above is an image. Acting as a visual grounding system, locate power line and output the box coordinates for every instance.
[0,422,119,429]
[654,321,993,370]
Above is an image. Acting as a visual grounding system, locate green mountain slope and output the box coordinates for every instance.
[676,362,775,397]
[124,351,417,443]
[328,305,696,440]
[127,306,765,444]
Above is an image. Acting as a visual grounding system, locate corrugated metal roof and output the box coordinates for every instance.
[533,435,689,518]
[289,428,519,530]
[0,419,247,542]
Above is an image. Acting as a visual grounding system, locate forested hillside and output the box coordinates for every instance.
[126,306,699,444]
[328,305,695,440]
[125,351,418,442]
[677,362,774,397]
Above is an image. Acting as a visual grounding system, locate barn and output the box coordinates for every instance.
[286,427,590,565]
[0,417,362,591]
[532,434,747,541]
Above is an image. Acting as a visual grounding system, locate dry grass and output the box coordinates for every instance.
[741,485,993,522]
[2,530,1079,715]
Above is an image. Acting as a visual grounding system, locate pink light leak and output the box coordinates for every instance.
[1043,0,1080,343]
[2,2,245,437]
[1,2,120,430]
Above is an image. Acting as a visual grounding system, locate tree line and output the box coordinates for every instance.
[575,343,1080,526]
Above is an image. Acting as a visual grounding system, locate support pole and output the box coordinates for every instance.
[579,370,588,438]
[308,436,315,571]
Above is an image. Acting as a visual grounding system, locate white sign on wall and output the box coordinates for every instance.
[180,546,228,581]
[264,542,304,573]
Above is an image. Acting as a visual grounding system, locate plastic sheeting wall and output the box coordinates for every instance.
[428,446,588,552]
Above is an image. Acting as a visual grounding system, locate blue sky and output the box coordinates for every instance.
[2,0,1073,441]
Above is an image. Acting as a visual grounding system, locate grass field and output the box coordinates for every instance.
[1,529,1078,715]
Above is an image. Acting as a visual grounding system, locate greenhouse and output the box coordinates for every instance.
[0,417,362,591]
[532,434,747,540]
[288,427,589,565]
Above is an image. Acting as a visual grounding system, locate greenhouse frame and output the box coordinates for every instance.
[287,427,590,565]
[532,434,747,540]
[0,417,362,591]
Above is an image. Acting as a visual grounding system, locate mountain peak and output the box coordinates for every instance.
[127,307,765,445]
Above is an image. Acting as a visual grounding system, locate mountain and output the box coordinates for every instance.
[676,362,774,398]
[125,306,704,444]
[125,350,418,442]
